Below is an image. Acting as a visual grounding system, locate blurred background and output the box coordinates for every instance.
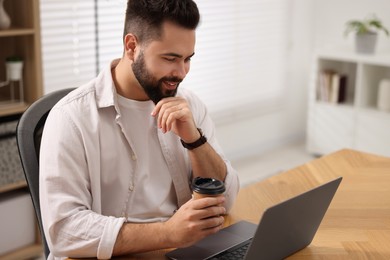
[1,0,390,258]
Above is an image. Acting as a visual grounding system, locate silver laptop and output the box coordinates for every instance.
[166,176,342,260]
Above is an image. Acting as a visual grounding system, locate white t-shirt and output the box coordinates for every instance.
[117,95,177,222]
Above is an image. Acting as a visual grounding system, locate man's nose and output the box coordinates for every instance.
[173,61,188,79]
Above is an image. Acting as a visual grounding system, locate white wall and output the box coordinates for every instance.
[218,0,390,161]
[313,0,390,53]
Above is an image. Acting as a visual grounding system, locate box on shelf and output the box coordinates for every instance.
[0,114,24,188]
[0,190,36,255]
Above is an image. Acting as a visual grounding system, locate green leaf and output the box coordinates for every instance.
[344,14,389,37]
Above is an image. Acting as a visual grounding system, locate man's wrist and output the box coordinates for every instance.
[181,128,207,150]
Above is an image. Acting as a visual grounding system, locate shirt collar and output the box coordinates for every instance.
[95,59,121,115]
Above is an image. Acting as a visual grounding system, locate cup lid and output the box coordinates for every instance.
[191,177,225,195]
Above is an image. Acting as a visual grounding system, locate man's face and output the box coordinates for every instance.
[132,51,182,104]
[132,21,196,104]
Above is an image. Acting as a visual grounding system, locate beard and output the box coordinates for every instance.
[132,51,182,104]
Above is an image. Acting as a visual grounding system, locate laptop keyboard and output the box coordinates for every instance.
[209,239,252,260]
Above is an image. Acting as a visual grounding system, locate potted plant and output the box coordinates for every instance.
[344,14,389,54]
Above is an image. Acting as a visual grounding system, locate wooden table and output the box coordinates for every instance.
[75,149,390,259]
[227,148,390,259]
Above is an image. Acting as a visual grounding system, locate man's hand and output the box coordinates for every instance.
[163,196,226,248]
[151,97,200,143]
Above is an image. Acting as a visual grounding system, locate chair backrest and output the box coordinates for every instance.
[16,88,75,259]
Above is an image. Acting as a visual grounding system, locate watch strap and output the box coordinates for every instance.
[180,128,207,150]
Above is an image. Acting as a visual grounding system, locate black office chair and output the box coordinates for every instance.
[16,88,75,259]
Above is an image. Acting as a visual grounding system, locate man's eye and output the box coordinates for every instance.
[185,58,192,63]
[164,57,176,62]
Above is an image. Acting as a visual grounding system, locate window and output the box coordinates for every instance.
[40,0,290,123]
[40,0,97,94]
[186,0,289,122]
[96,0,126,71]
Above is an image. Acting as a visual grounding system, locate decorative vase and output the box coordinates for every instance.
[377,79,390,112]
[355,33,377,54]
[0,0,11,30]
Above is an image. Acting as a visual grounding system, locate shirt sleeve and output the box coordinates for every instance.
[182,89,240,211]
[40,106,125,259]
[203,120,240,212]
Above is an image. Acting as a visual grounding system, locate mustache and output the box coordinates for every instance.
[160,76,183,83]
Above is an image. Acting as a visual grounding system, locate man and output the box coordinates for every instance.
[40,0,239,259]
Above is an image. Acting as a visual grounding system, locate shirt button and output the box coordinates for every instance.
[129,185,134,191]
[131,154,137,161]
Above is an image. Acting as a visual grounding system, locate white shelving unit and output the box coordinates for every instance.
[306,49,390,156]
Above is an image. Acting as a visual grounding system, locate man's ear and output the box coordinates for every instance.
[124,34,138,61]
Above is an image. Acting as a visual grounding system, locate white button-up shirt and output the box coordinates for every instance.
[39,59,240,259]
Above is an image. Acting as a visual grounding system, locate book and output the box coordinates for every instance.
[337,75,347,103]
[317,70,335,102]
[317,70,347,103]
[330,73,347,103]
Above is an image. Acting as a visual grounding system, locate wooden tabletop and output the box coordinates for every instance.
[227,148,390,259]
[73,149,390,259]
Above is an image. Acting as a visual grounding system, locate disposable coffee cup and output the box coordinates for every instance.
[191,177,225,199]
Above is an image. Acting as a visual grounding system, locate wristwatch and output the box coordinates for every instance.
[181,128,207,150]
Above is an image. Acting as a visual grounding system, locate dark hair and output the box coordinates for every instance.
[123,0,200,45]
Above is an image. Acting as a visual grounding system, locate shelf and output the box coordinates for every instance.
[307,49,390,156]
[358,107,390,117]
[0,180,27,194]
[0,0,43,258]
[0,102,29,117]
[315,62,356,105]
[0,243,42,259]
[0,28,35,37]
[315,101,354,109]
[317,48,390,66]
[358,64,390,109]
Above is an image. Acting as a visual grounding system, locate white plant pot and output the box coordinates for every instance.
[355,33,378,54]
[6,60,23,81]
